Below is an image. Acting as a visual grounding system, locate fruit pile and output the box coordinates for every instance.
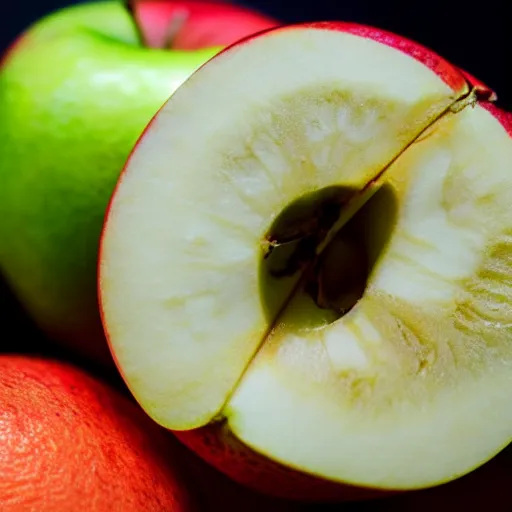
[1,1,511,510]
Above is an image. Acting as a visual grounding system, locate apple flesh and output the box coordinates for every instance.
[99,22,512,500]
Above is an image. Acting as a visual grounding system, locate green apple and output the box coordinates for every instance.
[0,0,277,364]
[99,22,512,500]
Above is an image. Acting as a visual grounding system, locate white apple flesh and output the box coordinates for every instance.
[99,23,512,498]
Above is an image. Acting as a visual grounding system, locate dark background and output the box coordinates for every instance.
[1,1,511,110]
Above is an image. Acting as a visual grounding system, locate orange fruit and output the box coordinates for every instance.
[0,355,195,511]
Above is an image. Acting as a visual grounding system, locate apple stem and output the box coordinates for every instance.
[163,10,190,49]
[125,0,146,47]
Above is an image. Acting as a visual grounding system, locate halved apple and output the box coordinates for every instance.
[98,22,512,501]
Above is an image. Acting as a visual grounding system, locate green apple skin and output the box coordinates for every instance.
[0,1,221,364]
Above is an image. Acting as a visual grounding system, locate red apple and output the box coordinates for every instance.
[99,21,512,501]
[129,0,279,49]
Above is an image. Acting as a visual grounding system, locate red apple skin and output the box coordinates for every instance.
[132,0,280,49]
[0,356,196,512]
[174,425,390,502]
[99,21,505,503]
[177,435,305,512]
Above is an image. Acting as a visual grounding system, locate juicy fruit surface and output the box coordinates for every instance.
[100,25,512,489]
[0,1,218,361]
[0,356,194,511]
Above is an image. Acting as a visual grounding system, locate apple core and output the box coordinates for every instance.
[260,184,398,329]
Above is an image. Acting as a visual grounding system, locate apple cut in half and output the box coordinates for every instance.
[99,22,512,501]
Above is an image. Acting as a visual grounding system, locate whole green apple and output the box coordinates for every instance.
[0,0,278,364]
